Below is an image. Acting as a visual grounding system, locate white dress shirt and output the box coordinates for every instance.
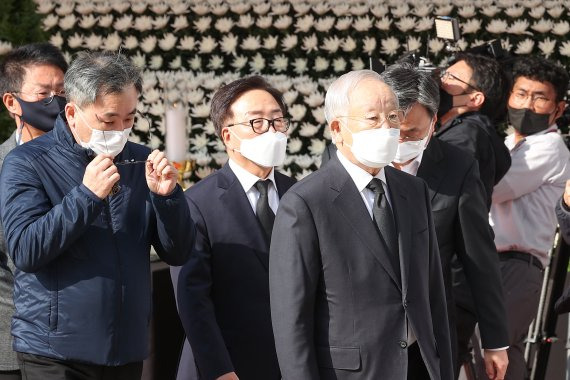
[490,126,570,267]
[228,159,279,214]
[336,150,416,345]
[391,151,424,177]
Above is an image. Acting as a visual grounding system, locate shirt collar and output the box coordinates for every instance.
[336,149,386,193]
[228,158,276,193]
[390,151,424,177]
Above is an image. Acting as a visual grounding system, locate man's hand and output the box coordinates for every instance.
[563,179,570,207]
[82,154,120,199]
[483,349,508,380]
[216,372,239,380]
[145,149,178,195]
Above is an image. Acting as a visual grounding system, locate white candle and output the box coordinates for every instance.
[165,104,188,162]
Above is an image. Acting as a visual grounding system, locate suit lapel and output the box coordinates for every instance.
[417,138,446,202]
[329,157,402,290]
[217,164,270,271]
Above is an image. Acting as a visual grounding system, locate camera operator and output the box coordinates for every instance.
[490,56,570,379]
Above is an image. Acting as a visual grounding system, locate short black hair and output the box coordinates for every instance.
[511,56,569,102]
[0,42,68,96]
[210,76,287,138]
[452,52,510,121]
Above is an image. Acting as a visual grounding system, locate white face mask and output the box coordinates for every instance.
[393,121,434,164]
[343,124,400,168]
[231,130,288,168]
[75,106,131,157]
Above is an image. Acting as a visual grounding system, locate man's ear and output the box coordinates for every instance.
[3,93,21,116]
[468,91,485,109]
[65,103,76,128]
[220,126,232,148]
[554,100,567,121]
[330,119,343,144]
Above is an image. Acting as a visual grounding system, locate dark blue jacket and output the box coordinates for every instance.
[0,114,194,365]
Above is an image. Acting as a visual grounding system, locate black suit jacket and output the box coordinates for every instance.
[269,155,453,380]
[417,138,508,349]
[171,163,295,380]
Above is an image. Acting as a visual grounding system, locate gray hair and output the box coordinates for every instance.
[380,63,440,118]
[64,51,142,107]
[324,69,397,124]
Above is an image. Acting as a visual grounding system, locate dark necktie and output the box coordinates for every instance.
[255,180,275,241]
[366,178,400,275]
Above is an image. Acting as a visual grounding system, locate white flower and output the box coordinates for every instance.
[313,3,330,16]
[362,37,377,55]
[295,14,314,33]
[305,92,325,108]
[413,4,432,17]
[237,15,255,29]
[354,16,373,32]
[230,2,251,15]
[153,16,170,30]
[211,152,229,166]
[169,56,182,70]
[112,1,130,14]
[342,37,357,52]
[501,38,513,52]
[509,20,531,35]
[187,89,205,105]
[288,138,303,154]
[559,41,570,57]
[191,102,211,118]
[149,55,163,70]
[0,40,12,55]
[37,1,55,14]
[351,4,370,16]
[351,58,365,71]
[189,151,211,166]
[515,38,535,54]
[309,139,326,156]
[376,17,392,31]
[50,32,64,49]
[487,20,509,34]
[462,19,482,34]
[220,34,238,55]
[112,15,131,32]
[299,122,320,137]
[529,6,545,18]
[332,4,350,17]
[270,55,288,72]
[274,15,293,29]
[295,169,313,181]
[199,36,217,54]
[414,17,433,32]
[231,55,248,70]
[312,107,326,125]
[190,3,209,16]
[56,2,74,16]
[407,36,422,51]
[396,16,416,32]
[315,16,336,32]
[272,79,293,93]
[434,5,454,16]
[548,6,564,18]
[481,5,500,17]
[296,80,317,96]
[553,21,570,36]
[143,88,161,104]
[62,51,72,64]
[68,32,83,49]
[256,16,273,29]
[281,35,298,51]
[242,36,261,51]
[99,15,114,28]
[314,57,329,72]
[134,16,153,32]
[59,14,77,30]
[43,14,59,30]
[335,17,353,31]
[283,90,299,106]
[538,38,556,57]
[140,36,157,53]
[212,3,229,16]
[178,36,196,51]
[169,16,189,32]
[189,56,201,70]
[271,3,291,16]
[532,20,553,33]
[505,6,525,17]
[302,34,318,53]
[206,55,223,70]
[159,34,177,51]
[322,36,341,53]
[211,17,232,33]
[150,2,169,15]
[381,37,400,56]
[102,32,121,51]
[458,5,476,18]
[457,38,469,51]
[428,39,445,55]
[295,155,314,169]
[371,5,389,17]
[131,52,146,69]
[171,2,189,15]
[85,34,103,50]
[195,167,214,179]
[292,59,308,75]
[293,3,311,16]
[254,2,271,15]
[131,3,147,14]
[263,36,278,50]
[194,17,212,33]
[391,4,410,18]
[250,53,265,73]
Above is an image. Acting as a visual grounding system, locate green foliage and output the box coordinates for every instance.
[0,0,46,143]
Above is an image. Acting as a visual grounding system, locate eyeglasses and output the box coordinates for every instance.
[440,71,481,92]
[226,117,290,134]
[13,89,66,105]
[337,111,404,129]
[510,90,554,112]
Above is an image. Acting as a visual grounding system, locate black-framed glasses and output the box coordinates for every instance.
[227,117,290,134]
[13,89,66,105]
[440,71,481,92]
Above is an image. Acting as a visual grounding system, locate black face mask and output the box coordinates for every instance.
[15,95,67,132]
[437,88,454,119]
[508,106,552,135]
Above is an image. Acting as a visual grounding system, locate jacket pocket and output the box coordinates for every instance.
[316,346,361,370]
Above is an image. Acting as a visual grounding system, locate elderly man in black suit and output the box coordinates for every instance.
[270,69,453,380]
[384,63,509,380]
[171,76,296,380]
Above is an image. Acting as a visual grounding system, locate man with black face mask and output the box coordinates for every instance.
[0,42,67,380]
[490,56,570,379]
